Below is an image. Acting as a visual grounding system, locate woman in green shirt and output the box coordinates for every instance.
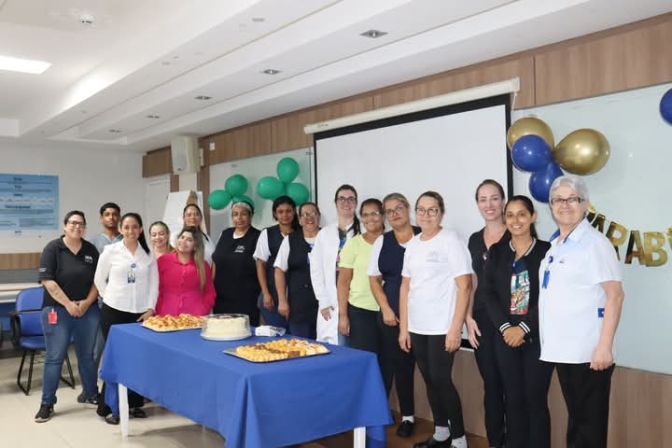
[337,198,385,353]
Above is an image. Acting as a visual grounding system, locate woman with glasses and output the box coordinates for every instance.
[173,204,215,264]
[275,202,321,338]
[466,179,508,448]
[399,191,472,448]
[94,212,158,424]
[149,221,173,259]
[310,184,361,345]
[212,199,262,325]
[253,195,299,329]
[367,193,420,438]
[482,195,553,448]
[539,176,624,448]
[35,211,100,423]
[337,198,385,353]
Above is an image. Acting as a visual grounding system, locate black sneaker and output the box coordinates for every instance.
[77,392,98,407]
[34,404,54,423]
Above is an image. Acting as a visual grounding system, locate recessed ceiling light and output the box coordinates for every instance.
[262,69,281,75]
[194,95,212,100]
[108,129,122,133]
[0,55,51,74]
[145,114,161,119]
[360,30,387,39]
[79,14,95,26]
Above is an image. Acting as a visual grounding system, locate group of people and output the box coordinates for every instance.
[33,175,624,448]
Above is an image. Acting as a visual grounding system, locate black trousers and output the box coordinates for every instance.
[494,335,554,448]
[556,362,615,448]
[410,333,465,437]
[473,309,506,447]
[97,303,145,416]
[377,313,415,417]
[347,304,380,355]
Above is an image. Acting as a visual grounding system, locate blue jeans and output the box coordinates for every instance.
[40,305,100,405]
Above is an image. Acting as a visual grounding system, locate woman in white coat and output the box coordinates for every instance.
[310,184,361,345]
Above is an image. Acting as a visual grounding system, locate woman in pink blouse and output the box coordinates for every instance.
[156,226,215,316]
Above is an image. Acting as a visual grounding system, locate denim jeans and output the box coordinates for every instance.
[40,305,100,405]
[258,293,289,330]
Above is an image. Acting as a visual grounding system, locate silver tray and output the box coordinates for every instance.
[223,347,331,363]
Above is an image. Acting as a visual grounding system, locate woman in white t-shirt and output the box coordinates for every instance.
[310,184,361,345]
[399,191,473,448]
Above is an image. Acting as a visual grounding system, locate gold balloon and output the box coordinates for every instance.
[553,129,610,175]
[507,117,555,149]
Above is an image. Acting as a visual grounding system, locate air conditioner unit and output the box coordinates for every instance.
[171,136,201,174]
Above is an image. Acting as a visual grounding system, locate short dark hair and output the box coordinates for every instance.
[63,210,86,226]
[99,202,120,216]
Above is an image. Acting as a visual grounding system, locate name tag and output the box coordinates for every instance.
[598,307,605,318]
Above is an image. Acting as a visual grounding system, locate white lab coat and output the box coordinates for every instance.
[310,222,355,344]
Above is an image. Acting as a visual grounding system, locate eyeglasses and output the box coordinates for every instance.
[336,196,357,204]
[415,207,440,217]
[300,212,319,218]
[361,211,382,220]
[67,221,86,228]
[384,205,406,217]
[550,197,585,206]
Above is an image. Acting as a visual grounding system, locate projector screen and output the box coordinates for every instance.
[314,95,511,242]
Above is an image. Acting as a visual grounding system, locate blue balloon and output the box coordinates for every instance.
[511,134,552,172]
[661,88,672,125]
[529,163,564,203]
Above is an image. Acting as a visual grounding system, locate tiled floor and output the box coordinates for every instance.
[0,341,487,448]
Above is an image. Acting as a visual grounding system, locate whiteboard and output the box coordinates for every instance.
[209,147,313,241]
[512,82,672,374]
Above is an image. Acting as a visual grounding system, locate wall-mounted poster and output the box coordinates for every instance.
[0,174,59,232]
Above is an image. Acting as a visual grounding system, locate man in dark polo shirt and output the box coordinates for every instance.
[35,211,101,423]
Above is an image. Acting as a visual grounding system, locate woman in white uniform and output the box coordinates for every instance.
[539,175,625,448]
[310,184,361,345]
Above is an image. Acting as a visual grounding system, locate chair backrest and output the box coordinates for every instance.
[15,287,45,338]
[15,286,44,312]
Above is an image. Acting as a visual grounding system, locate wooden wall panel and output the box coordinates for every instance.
[0,253,41,270]
[142,147,172,178]
[170,174,179,192]
[271,96,374,152]
[535,18,672,105]
[208,121,272,165]
[373,56,535,109]
[388,353,672,447]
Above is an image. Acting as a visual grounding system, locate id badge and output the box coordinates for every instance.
[48,308,58,325]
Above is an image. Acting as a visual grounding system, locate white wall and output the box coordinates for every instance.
[0,142,145,253]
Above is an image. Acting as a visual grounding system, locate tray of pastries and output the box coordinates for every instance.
[142,314,204,332]
[224,338,330,363]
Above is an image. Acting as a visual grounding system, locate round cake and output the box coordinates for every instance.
[201,314,251,340]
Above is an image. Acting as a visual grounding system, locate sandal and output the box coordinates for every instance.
[105,414,120,425]
[130,408,147,418]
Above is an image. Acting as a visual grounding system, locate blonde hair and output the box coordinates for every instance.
[178,226,207,292]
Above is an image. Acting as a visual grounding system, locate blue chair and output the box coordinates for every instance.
[10,286,75,395]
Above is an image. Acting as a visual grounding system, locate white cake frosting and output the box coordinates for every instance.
[202,314,250,339]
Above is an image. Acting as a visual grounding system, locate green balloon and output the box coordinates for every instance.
[285,183,310,205]
[276,158,300,183]
[208,190,232,210]
[257,176,284,199]
[225,174,248,196]
[232,195,255,210]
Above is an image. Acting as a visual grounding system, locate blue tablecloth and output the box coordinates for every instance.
[100,324,391,448]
